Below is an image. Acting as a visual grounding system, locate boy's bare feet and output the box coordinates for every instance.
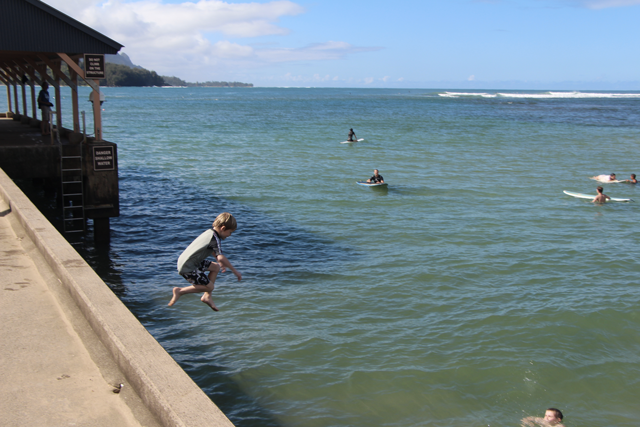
[168,287,182,306]
[201,295,219,311]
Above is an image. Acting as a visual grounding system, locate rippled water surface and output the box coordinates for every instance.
[6,87,640,426]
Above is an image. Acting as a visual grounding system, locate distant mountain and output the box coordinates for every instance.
[105,53,141,68]
[105,53,251,87]
[100,63,164,87]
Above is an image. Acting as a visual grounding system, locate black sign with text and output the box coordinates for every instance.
[93,146,114,171]
[84,54,105,79]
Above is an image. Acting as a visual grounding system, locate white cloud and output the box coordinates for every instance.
[364,77,374,84]
[40,0,379,82]
[468,75,476,81]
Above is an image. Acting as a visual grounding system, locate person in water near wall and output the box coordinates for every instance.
[348,128,357,142]
[521,408,565,427]
[168,212,242,312]
[593,186,610,204]
[366,169,384,184]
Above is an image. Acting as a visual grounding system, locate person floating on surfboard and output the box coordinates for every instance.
[592,186,610,204]
[367,169,384,184]
[347,128,357,142]
[590,173,616,182]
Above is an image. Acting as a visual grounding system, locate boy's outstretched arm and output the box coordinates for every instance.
[217,254,242,281]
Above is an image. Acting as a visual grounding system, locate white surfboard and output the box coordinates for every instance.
[563,190,632,202]
[357,181,387,187]
[340,138,365,144]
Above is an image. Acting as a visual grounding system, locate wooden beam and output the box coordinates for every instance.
[19,58,43,85]
[38,54,76,90]
[58,53,99,92]
[0,69,15,85]
[0,63,19,84]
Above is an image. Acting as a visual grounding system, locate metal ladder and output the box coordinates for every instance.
[56,111,85,234]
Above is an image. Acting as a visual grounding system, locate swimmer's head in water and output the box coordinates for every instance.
[545,408,563,422]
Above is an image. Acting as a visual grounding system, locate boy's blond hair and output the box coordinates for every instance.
[213,212,237,230]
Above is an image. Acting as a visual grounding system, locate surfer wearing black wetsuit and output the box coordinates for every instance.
[348,128,357,142]
[367,169,384,184]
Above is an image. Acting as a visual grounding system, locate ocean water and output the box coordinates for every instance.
[4,87,640,426]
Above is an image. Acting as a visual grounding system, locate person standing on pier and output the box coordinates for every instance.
[38,81,53,136]
[168,212,242,312]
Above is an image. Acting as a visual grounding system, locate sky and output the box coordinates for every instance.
[42,0,640,89]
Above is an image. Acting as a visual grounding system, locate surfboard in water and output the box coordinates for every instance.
[340,138,365,144]
[563,190,632,202]
[357,181,387,187]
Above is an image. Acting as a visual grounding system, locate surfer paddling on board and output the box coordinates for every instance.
[169,212,242,312]
[591,173,617,182]
[366,169,384,184]
[592,186,610,204]
[521,408,565,427]
[347,128,357,142]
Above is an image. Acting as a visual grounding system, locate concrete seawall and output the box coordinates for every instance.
[0,168,235,427]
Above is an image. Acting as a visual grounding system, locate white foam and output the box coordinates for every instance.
[440,91,640,99]
[439,92,497,98]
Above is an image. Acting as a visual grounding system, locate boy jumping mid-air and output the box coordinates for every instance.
[169,212,242,311]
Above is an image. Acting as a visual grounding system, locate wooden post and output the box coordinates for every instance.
[94,218,111,243]
[92,80,102,141]
[13,83,19,115]
[70,67,80,132]
[53,65,62,131]
[30,80,36,118]
[21,78,27,117]
[6,83,12,113]
[38,65,47,121]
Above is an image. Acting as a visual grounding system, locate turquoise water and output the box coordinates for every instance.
[4,87,640,426]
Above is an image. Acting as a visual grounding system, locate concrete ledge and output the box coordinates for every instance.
[0,168,235,427]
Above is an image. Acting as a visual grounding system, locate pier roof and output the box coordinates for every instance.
[0,0,123,61]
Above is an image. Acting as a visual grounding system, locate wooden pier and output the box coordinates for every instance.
[0,114,118,241]
[1,0,124,242]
